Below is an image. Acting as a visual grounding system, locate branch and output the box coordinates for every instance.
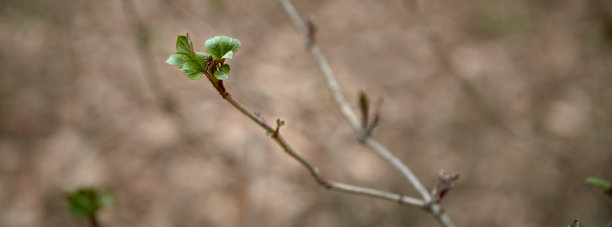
[223,94,425,208]
[278,0,432,204]
[277,0,454,226]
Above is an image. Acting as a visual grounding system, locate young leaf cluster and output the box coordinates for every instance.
[166,34,240,83]
[66,188,113,220]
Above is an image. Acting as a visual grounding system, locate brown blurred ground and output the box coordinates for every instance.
[1,0,611,226]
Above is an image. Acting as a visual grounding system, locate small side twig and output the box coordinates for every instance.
[272,119,285,137]
[358,92,383,137]
[364,97,382,136]
[358,91,370,130]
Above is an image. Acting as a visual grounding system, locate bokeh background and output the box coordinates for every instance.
[1,0,611,226]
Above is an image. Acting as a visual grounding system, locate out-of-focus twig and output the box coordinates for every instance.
[403,0,586,180]
[404,0,506,129]
[119,0,206,152]
[277,0,455,226]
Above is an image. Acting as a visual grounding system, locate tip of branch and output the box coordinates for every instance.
[434,169,459,202]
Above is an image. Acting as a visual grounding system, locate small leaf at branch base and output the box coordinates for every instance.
[213,64,231,80]
[205,36,241,60]
[166,53,189,66]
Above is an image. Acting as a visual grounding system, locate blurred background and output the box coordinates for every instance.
[1,0,611,226]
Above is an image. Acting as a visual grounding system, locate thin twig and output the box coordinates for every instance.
[277,0,454,226]
[222,94,425,207]
[403,0,586,180]
[404,0,506,129]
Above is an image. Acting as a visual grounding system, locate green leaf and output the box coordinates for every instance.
[196,51,210,60]
[222,50,234,59]
[585,177,611,189]
[166,53,190,66]
[66,188,113,220]
[67,191,96,219]
[176,35,192,55]
[205,36,241,60]
[195,52,210,69]
[213,64,230,80]
[180,60,205,80]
